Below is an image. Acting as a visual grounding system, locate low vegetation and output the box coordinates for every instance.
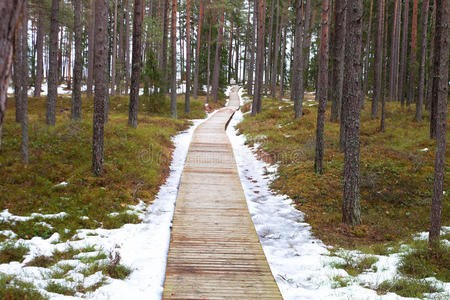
[376,277,443,298]
[0,273,47,300]
[0,242,29,264]
[237,96,449,249]
[329,252,378,276]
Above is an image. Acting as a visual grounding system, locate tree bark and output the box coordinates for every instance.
[34,7,44,97]
[330,0,347,122]
[129,0,143,127]
[47,0,60,125]
[429,0,449,247]
[291,0,305,119]
[227,19,233,84]
[302,0,313,91]
[170,0,177,117]
[278,22,287,101]
[407,0,418,106]
[87,0,95,97]
[270,0,281,97]
[247,0,256,95]
[111,0,118,95]
[425,0,436,111]
[415,0,430,122]
[380,2,388,131]
[206,18,212,103]
[372,0,384,119]
[342,0,363,226]
[265,0,275,88]
[124,0,131,95]
[314,0,330,174]
[388,0,401,102]
[251,0,266,115]
[92,0,108,176]
[398,0,409,106]
[14,24,22,123]
[160,0,169,94]
[212,11,224,103]
[193,1,203,99]
[362,0,373,101]
[71,0,82,120]
[185,0,191,113]
[20,2,29,164]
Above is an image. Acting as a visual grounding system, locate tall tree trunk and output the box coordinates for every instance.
[71,0,82,120]
[185,0,191,113]
[388,0,401,102]
[302,0,313,90]
[34,8,44,97]
[425,0,436,111]
[252,0,266,114]
[170,0,177,117]
[362,0,373,101]
[242,3,251,85]
[125,0,131,94]
[247,0,256,95]
[407,0,418,106]
[212,11,224,103]
[227,19,233,84]
[20,2,29,164]
[398,0,409,106]
[47,0,60,125]
[0,1,25,149]
[380,2,388,131]
[111,0,118,95]
[206,18,212,103]
[314,0,330,174]
[291,0,305,119]
[278,22,287,101]
[415,0,430,122]
[87,0,95,97]
[14,25,23,123]
[129,0,143,127]
[193,1,203,99]
[342,0,363,226]
[234,26,240,82]
[429,0,449,247]
[270,0,281,97]
[92,0,108,176]
[372,0,384,119]
[160,0,169,94]
[330,0,347,122]
[265,0,275,88]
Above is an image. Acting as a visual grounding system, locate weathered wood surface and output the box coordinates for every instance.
[163,87,282,299]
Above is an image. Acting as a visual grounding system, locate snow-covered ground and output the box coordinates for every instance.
[0,112,216,299]
[226,88,450,300]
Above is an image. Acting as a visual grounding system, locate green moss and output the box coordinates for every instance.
[0,273,47,299]
[330,253,378,277]
[0,242,29,264]
[376,277,443,298]
[45,281,75,296]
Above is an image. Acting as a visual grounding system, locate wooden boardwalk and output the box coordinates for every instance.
[163,87,282,299]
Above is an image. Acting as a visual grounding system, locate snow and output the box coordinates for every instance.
[420,147,429,152]
[0,112,216,299]
[226,87,450,299]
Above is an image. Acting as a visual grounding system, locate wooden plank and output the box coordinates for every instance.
[162,87,282,299]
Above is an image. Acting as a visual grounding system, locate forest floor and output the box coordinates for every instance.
[235,91,449,298]
[0,89,225,298]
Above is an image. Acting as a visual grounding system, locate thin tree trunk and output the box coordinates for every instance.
[111,0,118,95]
[129,0,143,127]
[14,25,22,123]
[415,0,430,122]
[71,0,82,120]
[388,0,400,102]
[278,22,287,101]
[330,0,347,122]
[170,0,177,117]
[87,0,95,97]
[193,1,203,99]
[212,11,224,103]
[160,0,169,93]
[47,0,60,125]
[372,0,384,119]
[302,0,313,90]
[265,0,275,88]
[247,0,256,95]
[34,8,44,97]
[425,0,436,111]
[407,0,418,106]
[125,0,131,94]
[291,0,305,119]
[342,0,363,226]
[242,3,251,85]
[21,2,29,164]
[227,20,234,84]
[398,0,409,106]
[429,0,449,247]
[234,26,240,82]
[206,18,211,103]
[380,2,388,131]
[185,0,191,112]
[92,0,108,176]
[362,0,373,100]
[252,0,266,114]
[314,0,330,174]
[271,0,281,97]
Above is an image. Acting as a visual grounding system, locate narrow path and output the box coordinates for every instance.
[163,87,282,299]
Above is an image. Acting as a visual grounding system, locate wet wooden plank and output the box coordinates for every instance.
[162,87,282,299]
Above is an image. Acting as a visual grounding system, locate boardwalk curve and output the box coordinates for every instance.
[163,87,282,299]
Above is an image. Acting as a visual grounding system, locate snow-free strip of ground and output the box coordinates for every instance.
[226,87,450,300]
